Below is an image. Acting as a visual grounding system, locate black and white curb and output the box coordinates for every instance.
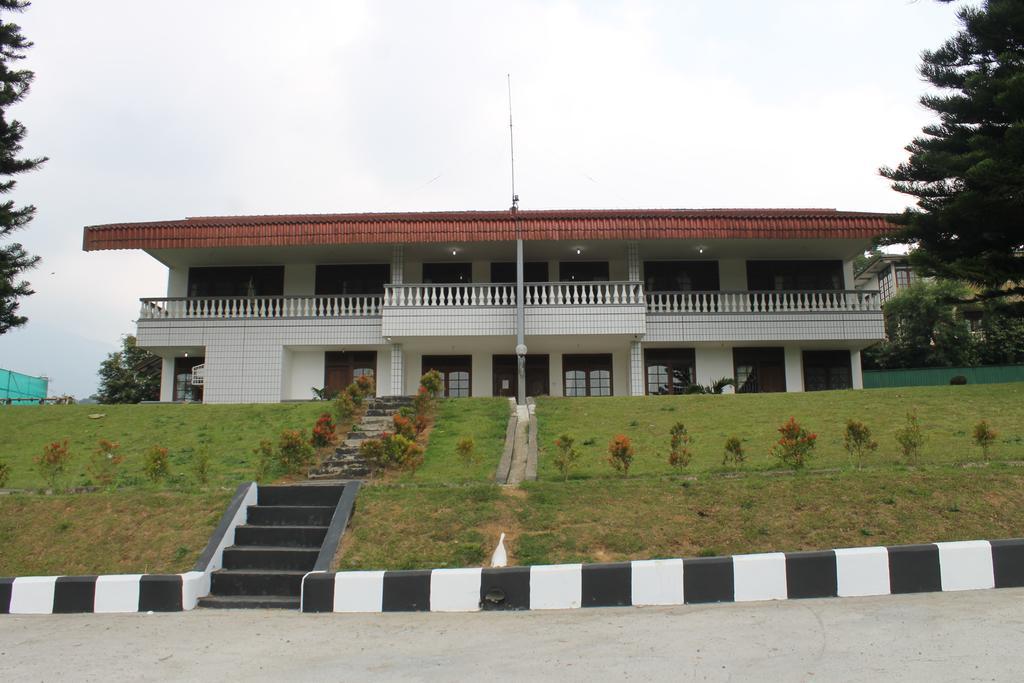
[301,538,1024,613]
[0,482,257,615]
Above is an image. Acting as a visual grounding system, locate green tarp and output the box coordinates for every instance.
[863,364,1024,388]
[0,368,49,404]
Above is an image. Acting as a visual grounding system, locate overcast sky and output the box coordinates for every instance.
[0,0,965,399]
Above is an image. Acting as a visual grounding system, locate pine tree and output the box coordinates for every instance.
[880,0,1024,307]
[96,335,161,404]
[0,0,45,334]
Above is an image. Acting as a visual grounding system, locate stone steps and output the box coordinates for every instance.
[306,396,414,481]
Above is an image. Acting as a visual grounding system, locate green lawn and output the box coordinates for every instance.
[0,402,332,490]
[410,397,511,483]
[338,464,1024,570]
[535,384,1024,480]
[0,490,232,576]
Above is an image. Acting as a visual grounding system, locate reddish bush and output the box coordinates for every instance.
[771,417,817,469]
[607,434,635,477]
[392,413,416,440]
[311,413,337,448]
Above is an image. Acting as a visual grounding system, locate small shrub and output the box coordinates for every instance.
[88,439,124,486]
[770,417,817,469]
[456,436,477,464]
[354,374,375,398]
[414,412,429,435]
[895,412,925,464]
[607,434,635,477]
[722,436,745,467]
[950,375,968,385]
[843,419,878,468]
[277,429,316,473]
[333,391,357,422]
[973,420,998,458]
[420,369,444,398]
[359,432,423,472]
[552,434,581,481]
[413,385,435,417]
[668,422,692,472]
[311,413,337,448]
[144,445,171,482]
[36,439,72,491]
[192,447,211,485]
[253,439,276,482]
[392,413,416,440]
[0,459,10,487]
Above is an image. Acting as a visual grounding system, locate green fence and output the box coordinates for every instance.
[863,364,1024,389]
[0,368,49,404]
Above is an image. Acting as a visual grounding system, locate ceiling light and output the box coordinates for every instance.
[699,248,704,254]
[576,248,582,255]
[451,249,457,256]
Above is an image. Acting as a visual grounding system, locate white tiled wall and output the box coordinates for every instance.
[646,312,884,343]
[383,304,647,337]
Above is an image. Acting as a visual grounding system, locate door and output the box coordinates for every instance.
[324,351,377,396]
[733,348,786,394]
[422,355,472,397]
[493,355,550,398]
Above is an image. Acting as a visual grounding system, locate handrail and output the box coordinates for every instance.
[383,281,646,306]
[645,289,881,313]
[139,294,384,320]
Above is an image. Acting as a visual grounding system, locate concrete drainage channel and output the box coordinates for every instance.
[495,397,537,485]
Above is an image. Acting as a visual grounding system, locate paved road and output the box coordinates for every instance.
[2,589,1024,681]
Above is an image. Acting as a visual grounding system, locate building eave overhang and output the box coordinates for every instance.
[82,208,899,252]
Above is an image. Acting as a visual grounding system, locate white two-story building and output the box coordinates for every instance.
[83,208,890,403]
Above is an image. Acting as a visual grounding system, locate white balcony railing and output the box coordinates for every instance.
[645,290,881,314]
[383,281,645,307]
[139,295,384,320]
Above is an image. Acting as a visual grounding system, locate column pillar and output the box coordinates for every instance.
[851,350,864,390]
[390,344,404,396]
[784,346,804,392]
[629,340,644,396]
[160,356,175,402]
[627,241,641,282]
[391,245,404,285]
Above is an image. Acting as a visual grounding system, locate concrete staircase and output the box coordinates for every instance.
[308,396,415,480]
[198,485,345,609]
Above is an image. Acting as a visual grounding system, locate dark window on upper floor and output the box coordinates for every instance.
[559,261,610,282]
[490,262,549,283]
[423,262,472,283]
[187,266,284,297]
[746,260,843,291]
[315,264,390,295]
[644,261,720,291]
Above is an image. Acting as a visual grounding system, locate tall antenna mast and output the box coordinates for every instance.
[507,73,518,210]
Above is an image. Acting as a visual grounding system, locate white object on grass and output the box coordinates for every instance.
[491,533,508,568]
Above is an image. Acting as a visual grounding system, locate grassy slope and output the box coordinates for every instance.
[0,490,232,575]
[535,384,1024,479]
[411,397,510,483]
[0,402,330,489]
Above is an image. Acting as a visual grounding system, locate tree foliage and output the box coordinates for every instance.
[880,0,1024,307]
[0,1,45,334]
[864,279,1024,369]
[96,335,161,404]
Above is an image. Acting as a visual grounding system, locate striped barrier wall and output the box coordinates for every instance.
[300,538,1024,613]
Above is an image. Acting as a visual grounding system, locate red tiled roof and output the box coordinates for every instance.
[82,208,896,251]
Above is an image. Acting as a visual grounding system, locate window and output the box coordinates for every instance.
[187,266,284,297]
[421,355,472,397]
[559,261,610,282]
[173,357,204,402]
[894,266,915,290]
[643,262,719,292]
[562,354,613,397]
[746,261,843,291]
[315,264,390,295]
[802,351,852,392]
[490,262,549,283]
[422,263,472,283]
[878,267,895,302]
[645,348,695,395]
[733,348,786,393]
[964,309,983,332]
